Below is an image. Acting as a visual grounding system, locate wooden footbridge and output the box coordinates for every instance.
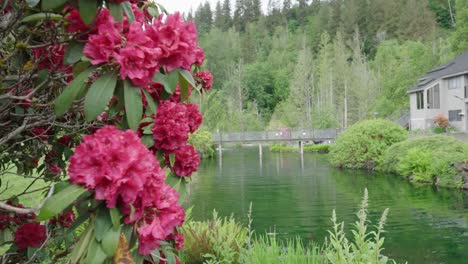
[212,128,342,155]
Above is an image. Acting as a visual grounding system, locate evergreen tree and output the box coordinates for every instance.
[252,0,262,20]
[214,1,224,29]
[222,0,232,30]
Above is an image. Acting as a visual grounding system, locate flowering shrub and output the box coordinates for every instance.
[0,0,213,263]
[434,114,449,133]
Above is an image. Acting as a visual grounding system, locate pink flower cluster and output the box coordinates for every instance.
[152,101,202,177]
[80,4,204,88]
[49,210,75,228]
[195,71,214,92]
[68,126,184,254]
[0,202,36,231]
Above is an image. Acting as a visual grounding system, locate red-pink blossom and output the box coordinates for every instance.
[152,101,190,151]
[50,210,75,228]
[83,17,122,65]
[185,103,202,133]
[195,71,213,92]
[166,145,200,177]
[57,135,73,147]
[65,8,112,38]
[193,46,205,66]
[32,44,71,72]
[146,13,200,71]
[48,163,62,175]
[69,126,165,208]
[114,22,161,87]
[169,84,193,103]
[14,222,46,250]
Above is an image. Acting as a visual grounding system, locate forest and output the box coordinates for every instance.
[187,0,468,131]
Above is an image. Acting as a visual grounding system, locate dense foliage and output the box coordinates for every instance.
[379,136,468,187]
[0,0,212,262]
[329,119,407,169]
[188,0,466,131]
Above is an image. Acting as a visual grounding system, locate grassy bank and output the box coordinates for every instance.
[270,143,331,153]
[181,191,401,264]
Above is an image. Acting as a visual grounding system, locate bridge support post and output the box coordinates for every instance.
[217,143,222,157]
[299,141,304,155]
[258,143,263,158]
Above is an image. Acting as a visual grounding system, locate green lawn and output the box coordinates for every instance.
[0,172,49,207]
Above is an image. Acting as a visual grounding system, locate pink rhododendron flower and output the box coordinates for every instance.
[65,8,112,38]
[152,101,191,151]
[48,163,62,175]
[83,17,122,65]
[193,46,205,66]
[146,13,200,71]
[185,103,202,133]
[166,144,200,177]
[32,44,71,72]
[195,71,213,92]
[69,126,164,208]
[50,210,75,228]
[14,222,46,250]
[114,22,161,87]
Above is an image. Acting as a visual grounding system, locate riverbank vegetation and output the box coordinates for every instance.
[328,120,407,169]
[379,136,468,188]
[181,191,400,264]
[270,143,330,153]
[189,129,216,159]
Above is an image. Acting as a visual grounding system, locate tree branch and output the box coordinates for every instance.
[0,184,54,214]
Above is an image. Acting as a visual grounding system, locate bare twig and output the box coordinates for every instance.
[0,184,54,214]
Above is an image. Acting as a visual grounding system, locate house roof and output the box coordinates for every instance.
[407,51,468,93]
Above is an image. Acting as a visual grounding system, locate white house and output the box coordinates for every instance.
[408,52,468,132]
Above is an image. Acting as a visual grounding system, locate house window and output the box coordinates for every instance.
[448,110,462,121]
[448,76,462,89]
[427,85,440,109]
[416,91,424,109]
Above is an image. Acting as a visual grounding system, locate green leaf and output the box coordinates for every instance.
[78,0,98,25]
[121,1,135,23]
[141,135,154,148]
[55,67,95,116]
[142,89,157,115]
[41,0,66,10]
[95,207,112,241]
[84,71,118,122]
[179,74,190,102]
[70,223,94,263]
[21,13,62,23]
[86,239,107,264]
[178,69,196,86]
[108,2,123,21]
[26,0,40,8]
[147,5,159,18]
[169,153,176,167]
[123,80,143,131]
[101,226,121,256]
[153,71,179,95]
[109,208,121,231]
[63,41,84,65]
[36,184,87,221]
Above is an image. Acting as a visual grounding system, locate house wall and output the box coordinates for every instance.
[445,76,466,131]
[409,93,426,130]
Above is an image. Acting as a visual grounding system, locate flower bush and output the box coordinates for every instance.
[0,0,213,262]
[433,114,449,133]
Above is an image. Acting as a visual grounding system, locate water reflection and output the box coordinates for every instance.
[188,147,468,264]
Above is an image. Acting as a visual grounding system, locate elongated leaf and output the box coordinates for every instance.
[41,0,66,10]
[95,207,112,241]
[142,89,157,115]
[109,208,121,231]
[178,69,196,86]
[123,80,143,131]
[78,0,97,25]
[26,0,40,8]
[55,67,95,116]
[36,184,87,221]
[153,71,178,95]
[63,41,84,65]
[70,222,94,263]
[101,226,121,256]
[121,2,135,23]
[179,74,190,102]
[84,72,118,122]
[108,2,123,21]
[21,13,62,23]
[86,239,107,264]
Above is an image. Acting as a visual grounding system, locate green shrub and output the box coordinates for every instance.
[270,143,296,152]
[329,119,407,169]
[379,136,468,187]
[189,129,215,159]
[304,144,330,153]
[181,209,248,264]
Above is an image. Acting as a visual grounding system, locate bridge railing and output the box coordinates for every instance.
[212,128,342,143]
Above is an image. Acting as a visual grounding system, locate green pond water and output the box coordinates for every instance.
[187,147,468,264]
